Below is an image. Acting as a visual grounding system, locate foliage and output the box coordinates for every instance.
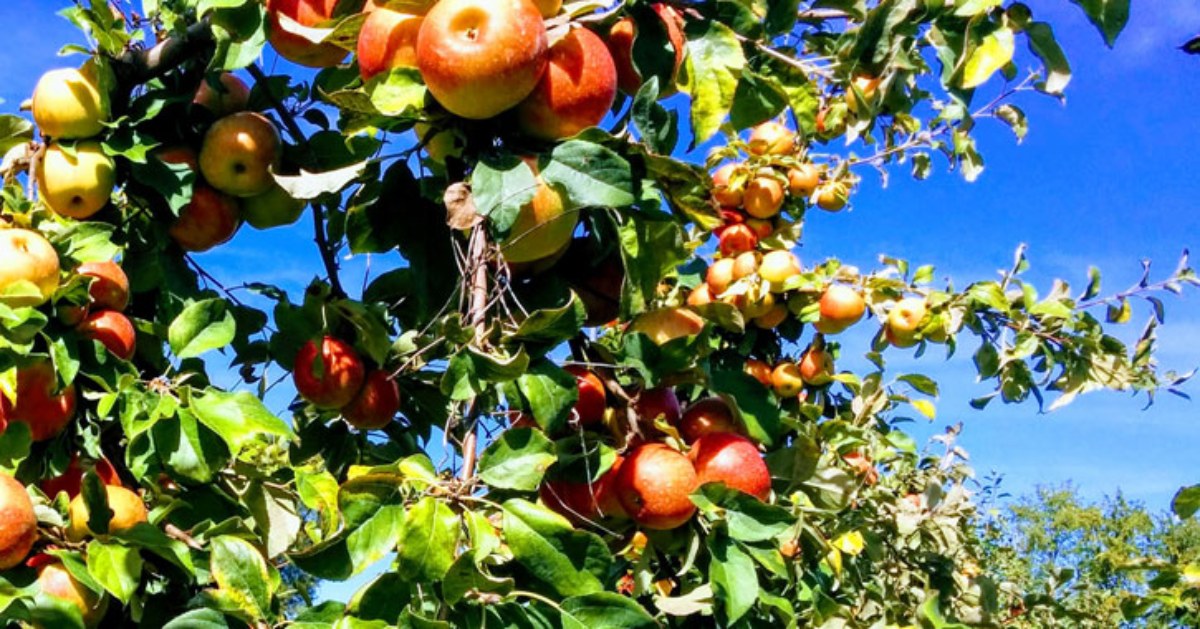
[0,0,1193,627]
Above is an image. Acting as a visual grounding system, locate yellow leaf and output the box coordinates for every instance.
[832,530,865,556]
[962,28,1015,89]
[911,399,937,420]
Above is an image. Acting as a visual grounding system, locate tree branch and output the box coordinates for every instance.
[458,226,490,483]
[112,17,214,90]
[245,63,348,300]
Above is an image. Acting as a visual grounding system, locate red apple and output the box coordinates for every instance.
[814,284,866,335]
[37,561,108,627]
[266,0,349,68]
[0,472,37,570]
[193,72,251,117]
[564,365,606,426]
[516,27,617,141]
[540,456,626,524]
[679,397,739,444]
[606,4,686,95]
[0,360,76,442]
[798,346,834,386]
[634,387,681,428]
[199,112,282,198]
[690,432,770,501]
[41,456,120,500]
[710,163,744,208]
[293,336,366,409]
[416,0,548,119]
[718,223,758,258]
[787,163,820,198]
[76,261,129,312]
[743,173,785,219]
[744,359,772,388]
[169,185,241,252]
[79,310,136,361]
[747,121,794,156]
[357,5,424,81]
[342,370,400,430]
[614,443,697,530]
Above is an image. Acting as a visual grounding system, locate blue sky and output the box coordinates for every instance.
[1,1,1198,596]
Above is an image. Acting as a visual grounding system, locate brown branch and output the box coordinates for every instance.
[459,226,490,482]
[245,63,348,300]
[112,17,214,90]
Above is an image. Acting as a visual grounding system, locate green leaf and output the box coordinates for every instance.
[244,481,302,558]
[442,555,512,605]
[151,409,229,484]
[86,541,142,604]
[168,299,237,359]
[1024,22,1072,95]
[709,368,781,447]
[473,153,538,235]
[1067,0,1130,47]
[162,608,230,629]
[617,215,688,319]
[502,499,611,597]
[542,139,636,209]
[1173,485,1200,519]
[292,473,405,581]
[0,114,33,154]
[510,296,587,345]
[631,78,678,154]
[479,428,556,491]
[397,496,460,583]
[364,67,426,116]
[560,592,657,629]
[694,486,794,543]
[191,390,294,454]
[681,20,745,144]
[210,535,273,622]
[708,534,758,624]
[274,161,368,201]
[517,360,578,434]
[961,27,1015,89]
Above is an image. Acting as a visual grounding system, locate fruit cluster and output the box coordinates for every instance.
[293,335,401,430]
[531,368,771,531]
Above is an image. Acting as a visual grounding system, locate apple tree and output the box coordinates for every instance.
[0,0,1193,627]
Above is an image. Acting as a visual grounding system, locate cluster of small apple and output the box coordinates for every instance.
[28,62,304,255]
[529,368,772,531]
[292,335,401,431]
[0,461,148,626]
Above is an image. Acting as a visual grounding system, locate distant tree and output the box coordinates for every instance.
[979,485,1200,627]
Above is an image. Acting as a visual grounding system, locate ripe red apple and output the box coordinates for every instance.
[747,121,794,156]
[293,336,366,409]
[357,5,424,81]
[193,72,251,117]
[416,0,548,119]
[37,141,116,219]
[77,261,129,312]
[0,227,60,307]
[199,112,282,198]
[787,164,820,198]
[885,297,928,348]
[500,158,575,264]
[153,145,199,172]
[169,185,242,252]
[798,346,834,386]
[67,484,147,541]
[718,223,758,258]
[743,173,785,219]
[606,4,686,95]
[0,360,76,442]
[31,63,109,140]
[842,451,878,485]
[744,359,772,388]
[679,398,739,444]
[706,257,737,295]
[41,456,120,500]
[690,432,770,500]
[614,443,697,530]
[540,456,626,524]
[770,361,803,398]
[342,370,401,430]
[266,0,349,68]
[564,365,606,426]
[37,561,108,627]
[561,241,624,327]
[628,307,705,345]
[79,310,136,360]
[0,472,37,570]
[634,387,681,428]
[517,27,617,141]
[744,218,773,240]
[710,163,744,208]
[813,284,864,334]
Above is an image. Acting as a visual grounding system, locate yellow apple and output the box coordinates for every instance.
[885,297,928,348]
[242,183,306,229]
[31,63,109,140]
[498,158,576,264]
[199,112,282,198]
[628,307,705,344]
[37,142,116,219]
[0,228,60,307]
